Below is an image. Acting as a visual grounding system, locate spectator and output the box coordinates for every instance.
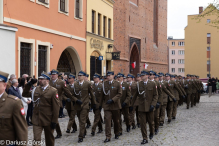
[8,79,21,99]
[6,74,16,93]
[216,80,219,94]
[22,74,29,79]
[18,78,32,119]
[212,77,216,94]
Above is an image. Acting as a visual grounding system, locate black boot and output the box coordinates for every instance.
[91,131,95,136]
[86,124,90,129]
[159,123,163,126]
[141,139,148,144]
[115,135,119,139]
[71,129,76,133]
[168,119,171,123]
[104,138,110,143]
[149,133,153,140]
[126,125,130,132]
[172,117,176,119]
[137,123,140,128]
[119,132,123,136]
[97,129,103,133]
[132,125,136,129]
[78,138,83,143]
[66,129,70,133]
[155,129,159,135]
[55,134,62,139]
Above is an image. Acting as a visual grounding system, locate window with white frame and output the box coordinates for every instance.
[58,0,69,15]
[171,68,175,73]
[75,0,83,20]
[207,33,211,37]
[172,50,175,55]
[178,41,185,46]
[178,59,184,64]
[207,60,210,64]
[207,19,211,23]
[171,59,175,64]
[178,68,185,73]
[207,47,210,51]
[172,42,175,46]
[178,50,184,55]
[36,0,50,8]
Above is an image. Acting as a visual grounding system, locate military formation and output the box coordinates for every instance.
[0,69,204,145]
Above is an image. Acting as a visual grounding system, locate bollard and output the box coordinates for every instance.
[209,86,212,97]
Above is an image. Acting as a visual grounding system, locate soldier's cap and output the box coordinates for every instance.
[86,73,89,77]
[154,74,159,78]
[107,70,114,76]
[93,73,101,79]
[117,72,124,77]
[141,70,149,76]
[47,72,51,75]
[38,71,50,80]
[137,73,141,77]
[186,74,191,77]
[114,75,117,79]
[178,75,182,77]
[158,72,164,77]
[149,70,156,75]
[58,73,63,77]
[165,73,171,77]
[191,75,195,77]
[69,73,76,79]
[196,76,199,78]
[78,71,86,76]
[51,69,59,75]
[0,70,9,82]
[171,74,176,78]
[124,76,127,79]
[127,73,135,79]
[104,76,107,79]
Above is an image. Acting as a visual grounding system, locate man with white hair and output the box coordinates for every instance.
[8,79,22,99]
[22,74,29,79]
[6,74,16,93]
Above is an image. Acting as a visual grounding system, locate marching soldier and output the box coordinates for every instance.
[178,75,186,106]
[184,74,193,109]
[91,73,103,136]
[191,75,199,107]
[85,73,92,129]
[131,70,158,144]
[117,72,131,134]
[135,73,141,127]
[127,73,138,129]
[196,76,202,103]
[71,71,96,143]
[49,69,73,139]
[22,72,59,146]
[0,71,28,146]
[65,73,77,134]
[101,71,122,143]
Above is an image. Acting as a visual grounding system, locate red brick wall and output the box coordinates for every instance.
[113,0,168,75]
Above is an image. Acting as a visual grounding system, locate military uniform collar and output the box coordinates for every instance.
[109,80,113,84]
[120,81,123,85]
[95,82,99,86]
[52,78,58,83]
[79,80,84,85]
[0,92,4,98]
[41,84,49,91]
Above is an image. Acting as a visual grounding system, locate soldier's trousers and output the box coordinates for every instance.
[191,93,196,107]
[186,94,191,108]
[91,109,103,132]
[129,106,140,126]
[86,110,91,126]
[197,92,201,103]
[139,111,154,140]
[104,110,120,139]
[55,122,62,135]
[33,125,54,146]
[196,92,199,104]
[77,109,88,138]
[67,110,77,130]
[159,103,167,124]
[119,107,130,133]
[167,101,173,120]
[172,100,178,118]
[154,107,160,129]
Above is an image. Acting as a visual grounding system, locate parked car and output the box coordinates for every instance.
[202,82,207,92]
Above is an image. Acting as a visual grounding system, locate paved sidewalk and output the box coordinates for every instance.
[27,94,219,146]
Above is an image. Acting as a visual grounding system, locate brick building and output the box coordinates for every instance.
[113,0,168,76]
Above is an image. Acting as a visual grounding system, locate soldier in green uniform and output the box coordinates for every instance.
[135,73,141,127]
[131,70,158,144]
[184,74,193,109]
[91,73,103,136]
[191,75,199,107]
[117,72,131,133]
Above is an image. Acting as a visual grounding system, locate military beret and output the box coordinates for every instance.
[107,70,114,76]
[93,73,101,78]
[141,70,149,76]
[0,70,9,82]
[117,72,124,77]
[69,73,76,79]
[78,71,86,76]
[39,71,50,80]
[51,69,59,75]
[127,73,135,78]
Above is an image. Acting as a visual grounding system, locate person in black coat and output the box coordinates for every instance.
[8,79,21,99]
[211,77,216,93]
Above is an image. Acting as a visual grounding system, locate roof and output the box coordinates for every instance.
[0,24,18,32]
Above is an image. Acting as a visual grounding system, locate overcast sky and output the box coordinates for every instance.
[167,0,214,39]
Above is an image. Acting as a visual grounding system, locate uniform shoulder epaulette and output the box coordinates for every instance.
[7,94,20,101]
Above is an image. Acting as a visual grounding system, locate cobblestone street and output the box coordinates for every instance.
[27,94,219,146]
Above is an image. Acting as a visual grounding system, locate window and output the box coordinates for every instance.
[92,10,96,33]
[207,60,210,64]
[60,0,65,12]
[59,0,69,15]
[38,45,47,76]
[207,47,211,51]
[178,68,185,73]
[207,33,211,44]
[108,18,111,38]
[171,68,175,73]
[172,50,175,55]
[172,42,175,46]
[98,13,101,35]
[103,16,106,37]
[20,43,31,77]
[171,59,175,64]
[36,0,49,8]
[178,50,184,55]
[207,33,211,37]
[75,0,83,19]
[207,19,211,23]
[178,42,185,46]
[178,59,184,64]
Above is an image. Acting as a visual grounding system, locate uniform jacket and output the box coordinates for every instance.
[22,85,60,126]
[191,80,199,93]
[164,80,182,101]
[184,80,193,95]
[161,80,174,104]
[49,79,72,108]
[120,81,131,108]
[173,80,184,100]
[71,81,96,110]
[63,84,75,111]
[176,80,186,96]
[92,82,103,109]
[0,92,27,145]
[101,80,122,110]
[129,81,139,106]
[132,80,158,112]
[155,80,163,105]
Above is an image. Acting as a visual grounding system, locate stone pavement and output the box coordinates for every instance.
[27,94,219,146]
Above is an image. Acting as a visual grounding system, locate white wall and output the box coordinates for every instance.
[0,26,17,75]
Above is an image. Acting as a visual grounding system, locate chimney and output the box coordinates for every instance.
[199,6,203,14]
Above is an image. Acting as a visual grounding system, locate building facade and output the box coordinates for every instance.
[2,0,86,78]
[185,6,219,78]
[113,0,168,76]
[86,0,114,80]
[168,39,185,76]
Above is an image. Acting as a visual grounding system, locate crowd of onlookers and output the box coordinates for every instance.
[207,77,219,94]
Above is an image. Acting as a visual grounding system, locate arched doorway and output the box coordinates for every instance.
[57,47,82,75]
[130,44,140,76]
[90,51,102,80]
